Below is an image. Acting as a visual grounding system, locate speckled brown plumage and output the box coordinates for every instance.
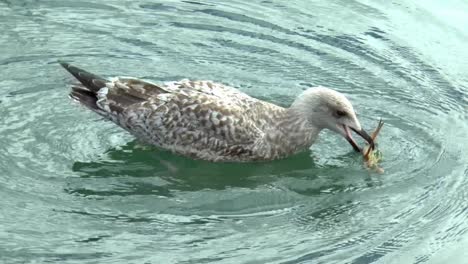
[61,62,366,162]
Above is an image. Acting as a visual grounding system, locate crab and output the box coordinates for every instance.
[363,119,384,173]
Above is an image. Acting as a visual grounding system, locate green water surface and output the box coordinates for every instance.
[1,0,467,263]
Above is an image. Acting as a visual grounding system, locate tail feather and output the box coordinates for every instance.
[69,86,99,111]
[61,61,160,117]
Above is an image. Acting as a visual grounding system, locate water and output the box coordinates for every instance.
[1,0,467,263]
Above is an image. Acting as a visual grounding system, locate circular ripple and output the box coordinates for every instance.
[0,0,467,263]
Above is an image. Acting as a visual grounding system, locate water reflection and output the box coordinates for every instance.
[69,141,317,195]
[68,140,379,198]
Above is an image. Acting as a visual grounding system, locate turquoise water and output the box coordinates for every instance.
[1,0,467,263]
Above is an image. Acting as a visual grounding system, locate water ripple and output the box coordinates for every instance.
[0,0,467,263]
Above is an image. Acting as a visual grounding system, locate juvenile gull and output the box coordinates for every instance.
[60,62,374,162]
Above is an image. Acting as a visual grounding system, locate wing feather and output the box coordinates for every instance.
[115,85,265,160]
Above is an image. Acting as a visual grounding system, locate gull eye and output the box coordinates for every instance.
[335,110,347,117]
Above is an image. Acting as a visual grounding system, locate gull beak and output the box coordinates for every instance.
[343,125,375,152]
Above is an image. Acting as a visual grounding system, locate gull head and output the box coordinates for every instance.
[290,86,374,152]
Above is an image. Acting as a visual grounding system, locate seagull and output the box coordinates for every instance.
[60,62,374,162]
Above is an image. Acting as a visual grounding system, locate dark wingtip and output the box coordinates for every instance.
[58,61,82,77]
[58,60,68,67]
[59,61,107,92]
